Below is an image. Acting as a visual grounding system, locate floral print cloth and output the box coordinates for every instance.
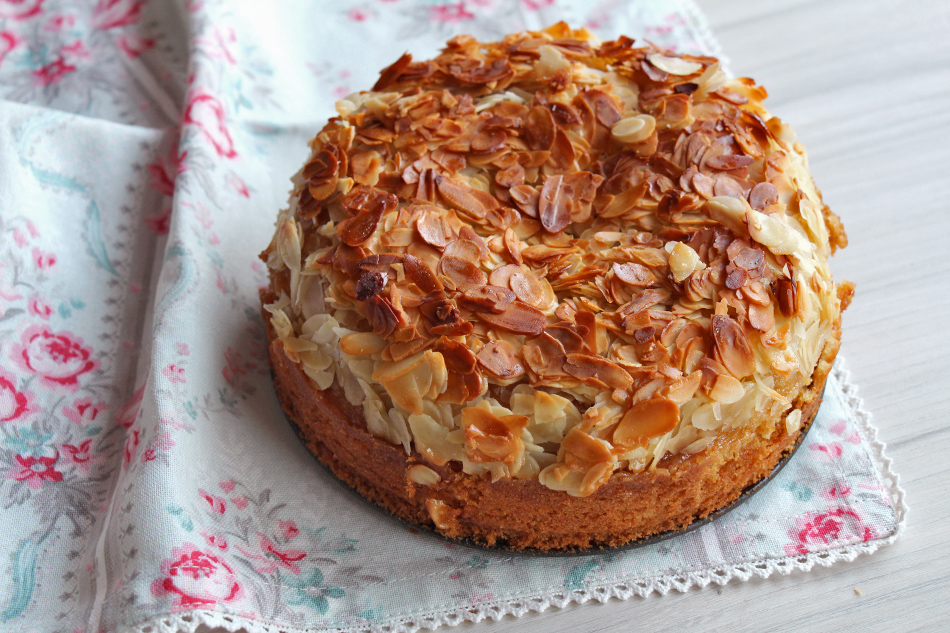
[0,1,905,632]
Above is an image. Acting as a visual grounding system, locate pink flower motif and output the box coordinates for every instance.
[92,0,143,29]
[26,219,39,237]
[117,382,146,428]
[278,519,299,541]
[33,56,76,86]
[123,428,140,467]
[118,34,155,58]
[61,40,89,59]
[146,140,186,197]
[0,31,21,67]
[784,507,876,556]
[347,7,371,21]
[238,533,306,576]
[12,325,99,393]
[430,2,474,22]
[0,369,35,424]
[809,443,843,460]
[63,397,109,426]
[27,294,53,320]
[199,488,226,514]
[0,0,45,20]
[162,364,185,384]
[219,479,236,493]
[12,227,28,247]
[230,495,247,510]
[145,208,172,235]
[44,14,75,30]
[32,247,56,270]
[150,543,243,610]
[183,93,237,159]
[201,531,228,551]
[62,439,93,471]
[142,431,174,462]
[521,0,552,8]
[226,172,249,198]
[7,453,62,489]
[176,342,190,356]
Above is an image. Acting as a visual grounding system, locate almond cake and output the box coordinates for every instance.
[260,24,852,551]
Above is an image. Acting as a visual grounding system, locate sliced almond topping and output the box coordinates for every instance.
[509,268,547,307]
[711,315,755,379]
[610,114,656,145]
[561,427,613,464]
[647,53,702,76]
[476,339,525,379]
[415,211,448,249]
[748,181,778,210]
[710,374,745,404]
[462,406,527,464]
[523,105,556,151]
[477,301,546,335]
[303,149,339,201]
[407,464,440,485]
[438,255,487,290]
[748,301,775,332]
[706,154,754,171]
[434,336,477,374]
[539,175,570,233]
[503,227,523,264]
[774,277,798,317]
[459,285,515,313]
[339,332,388,356]
[471,129,507,154]
[612,397,679,448]
[563,353,633,390]
[668,242,704,282]
[665,370,702,405]
[403,253,443,293]
[612,262,655,286]
[435,175,497,219]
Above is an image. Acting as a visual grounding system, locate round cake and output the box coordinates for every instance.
[260,24,851,551]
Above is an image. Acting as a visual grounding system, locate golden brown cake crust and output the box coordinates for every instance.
[265,290,839,550]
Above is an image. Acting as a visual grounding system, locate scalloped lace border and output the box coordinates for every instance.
[120,355,908,633]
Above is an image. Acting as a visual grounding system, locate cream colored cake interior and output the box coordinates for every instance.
[263,26,843,497]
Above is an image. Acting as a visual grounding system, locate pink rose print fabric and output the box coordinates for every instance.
[0,2,904,633]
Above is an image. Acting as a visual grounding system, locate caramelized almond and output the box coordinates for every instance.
[476,340,525,379]
[612,262,654,286]
[434,336,477,373]
[711,315,755,379]
[438,256,487,290]
[459,285,515,313]
[612,397,679,448]
[477,301,545,335]
[404,253,443,293]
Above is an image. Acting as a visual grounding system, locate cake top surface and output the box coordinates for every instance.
[263,24,846,497]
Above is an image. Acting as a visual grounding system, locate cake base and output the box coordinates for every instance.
[263,298,839,552]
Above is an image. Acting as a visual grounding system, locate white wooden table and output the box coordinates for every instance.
[450,1,950,631]
[202,1,949,631]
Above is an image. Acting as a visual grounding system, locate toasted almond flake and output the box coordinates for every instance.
[340,332,388,356]
[425,498,457,530]
[561,427,613,463]
[509,269,547,307]
[415,212,448,249]
[711,315,755,379]
[668,242,704,282]
[705,195,750,237]
[407,464,441,485]
[477,339,525,379]
[477,301,546,335]
[438,255,487,290]
[612,262,655,286]
[647,53,702,76]
[709,374,745,404]
[612,397,679,448]
[611,114,656,144]
[539,175,570,233]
